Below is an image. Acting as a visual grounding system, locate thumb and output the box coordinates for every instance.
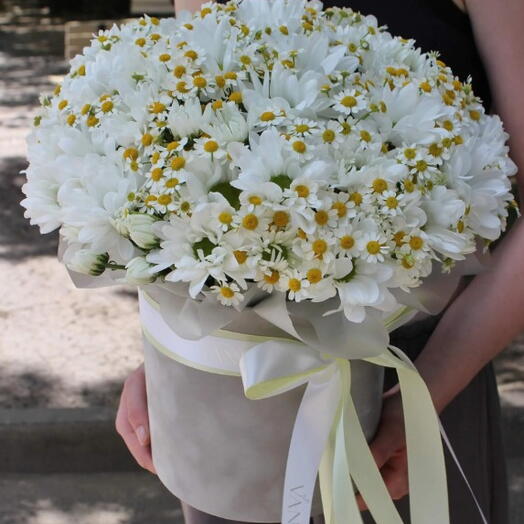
[125,365,151,447]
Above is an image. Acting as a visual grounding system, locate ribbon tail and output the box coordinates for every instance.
[281,363,342,524]
[341,361,404,524]
[366,347,450,524]
[332,360,364,524]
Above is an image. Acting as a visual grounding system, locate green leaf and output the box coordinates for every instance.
[192,238,217,258]
[209,181,242,210]
[270,174,292,190]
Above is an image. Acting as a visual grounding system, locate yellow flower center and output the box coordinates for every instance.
[151,168,163,181]
[409,236,424,250]
[350,192,363,205]
[340,122,351,135]
[212,100,223,110]
[165,177,179,188]
[234,250,248,264]
[248,195,262,206]
[58,100,68,110]
[171,156,186,170]
[404,178,415,192]
[184,50,198,61]
[306,268,322,284]
[469,109,481,121]
[204,140,219,153]
[428,143,442,157]
[87,116,98,127]
[312,239,327,256]
[415,160,428,172]
[176,81,189,93]
[340,235,354,250]
[260,111,276,122]
[295,124,310,134]
[66,114,76,126]
[288,278,301,292]
[372,178,388,193]
[220,286,235,298]
[385,196,398,209]
[295,185,310,198]
[193,76,207,88]
[442,120,454,131]
[215,75,225,88]
[457,220,465,233]
[149,102,166,114]
[322,129,335,143]
[145,195,157,205]
[264,270,280,284]
[393,231,405,246]
[141,133,153,146]
[123,148,139,161]
[331,201,347,218]
[167,141,180,151]
[273,211,290,228]
[159,53,171,62]
[224,71,237,80]
[219,212,233,224]
[174,65,186,78]
[292,141,306,153]
[151,151,160,164]
[360,130,372,142]
[135,37,146,47]
[81,104,91,115]
[340,95,357,108]
[158,194,172,206]
[315,210,329,225]
[404,148,416,160]
[366,241,381,255]
[242,214,259,230]
[229,91,242,103]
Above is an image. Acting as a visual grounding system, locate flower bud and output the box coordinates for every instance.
[126,213,159,249]
[125,256,155,285]
[66,249,109,276]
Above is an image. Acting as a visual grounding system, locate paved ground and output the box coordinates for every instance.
[0,9,145,410]
[0,4,523,524]
[0,473,183,524]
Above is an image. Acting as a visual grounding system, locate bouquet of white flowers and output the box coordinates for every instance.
[21,1,517,523]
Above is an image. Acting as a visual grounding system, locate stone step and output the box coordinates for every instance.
[0,472,184,524]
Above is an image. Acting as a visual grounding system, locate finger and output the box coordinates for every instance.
[356,449,409,512]
[368,427,398,469]
[116,398,156,474]
[125,367,151,446]
[383,383,400,399]
[381,455,409,500]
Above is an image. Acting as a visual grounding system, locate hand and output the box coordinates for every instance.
[357,387,408,511]
[115,363,156,474]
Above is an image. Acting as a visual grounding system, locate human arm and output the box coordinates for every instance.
[360,0,524,507]
[174,0,207,16]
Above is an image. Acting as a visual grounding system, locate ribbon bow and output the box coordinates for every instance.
[139,289,455,524]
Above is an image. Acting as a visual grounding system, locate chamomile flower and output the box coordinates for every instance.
[332,88,366,115]
[211,282,244,306]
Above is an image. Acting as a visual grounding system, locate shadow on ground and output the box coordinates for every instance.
[0,367,123,409]
[0,156,59,261]
[0,472,183,524]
